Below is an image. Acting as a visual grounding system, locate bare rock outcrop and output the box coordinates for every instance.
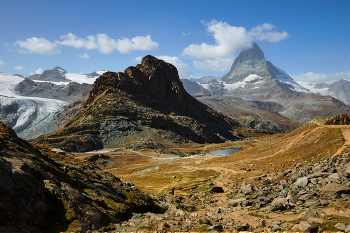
[0,121,161,232]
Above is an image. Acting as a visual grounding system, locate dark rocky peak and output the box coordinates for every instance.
[34,55,256,152]
[86,55,189,112]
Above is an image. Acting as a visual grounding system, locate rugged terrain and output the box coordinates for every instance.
[197,96,300,133]
[0,121,161,233]
[33,56,264,152]
[188,43,350,124]
[0,67,99,140]
[69,114,350,232]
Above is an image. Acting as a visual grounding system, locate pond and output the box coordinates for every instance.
[210,148,240,156]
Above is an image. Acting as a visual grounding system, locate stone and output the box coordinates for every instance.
[295,177,309,188]
[298,221,312,231]
[345,224,350,232]
[268,202,285,212]
[210,186,224,193]
[271,197,289,205]
[335,223,347,231]
[236,223,250,231]
[228,198,246,207]
[305,226,319,233]
[241,184,253,195]
[207,225,223,231]
[321,184,350,198]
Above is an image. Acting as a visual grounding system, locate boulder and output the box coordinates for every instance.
[210,186,224,193]
[321,184,350,198]
[295,177,308,188]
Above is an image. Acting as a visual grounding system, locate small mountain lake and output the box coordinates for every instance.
[210,148,240,156]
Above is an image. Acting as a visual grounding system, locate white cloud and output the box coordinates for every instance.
[182,32,190,37]
[14,66,24,70]
[132,56,142,62]
[78,53,90,59]
[248,23,289,42]
[15,37,60,55]
[35,68,43,74]
[193,55,235,72]
[14,33,158,55]
[0,60,5,69]
[57,33,158,54]
[181,20,289,62]
[56,33,97,50]
[157,55,193,79]
[182,20,253,59]
[116,35,159,53]
[292,71,350,83]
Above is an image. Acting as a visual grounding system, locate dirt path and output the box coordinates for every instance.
[327,125,350,157]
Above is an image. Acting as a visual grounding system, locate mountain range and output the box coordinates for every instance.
[33,56,268,152]
[182,42,350,127]
[0,67,102,139]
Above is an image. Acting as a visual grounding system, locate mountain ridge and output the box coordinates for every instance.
[33,55,268,152]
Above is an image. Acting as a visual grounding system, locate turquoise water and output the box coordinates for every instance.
[210,148,240,156]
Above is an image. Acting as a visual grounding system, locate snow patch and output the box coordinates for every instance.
[65,73,98,84]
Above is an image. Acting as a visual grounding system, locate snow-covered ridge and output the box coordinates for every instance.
[0,73,68,137]
[65,73,99,84]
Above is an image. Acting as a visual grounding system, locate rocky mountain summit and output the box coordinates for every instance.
[0,121,161,232]
[28,66,69,82]
[33,56,261,152]
[185,43,350,124]
[221,42,308,94]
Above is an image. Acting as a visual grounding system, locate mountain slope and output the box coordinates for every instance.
[0,68,104,140]
[197,96,300,133]
[0,121,160,232]
[299,79,350,105]
[33,56,260,152]
[221,42,308,94]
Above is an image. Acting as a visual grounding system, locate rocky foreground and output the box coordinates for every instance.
[0,122,162,233]
[102,153,350,232]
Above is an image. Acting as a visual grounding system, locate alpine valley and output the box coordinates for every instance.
[2,49,350,232]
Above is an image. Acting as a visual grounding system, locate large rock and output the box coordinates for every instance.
[321,184,350,198]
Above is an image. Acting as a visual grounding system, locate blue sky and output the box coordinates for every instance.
[0,0,349,83]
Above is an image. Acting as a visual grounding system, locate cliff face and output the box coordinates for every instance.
[33,56,246,152]
[0,122,160,232]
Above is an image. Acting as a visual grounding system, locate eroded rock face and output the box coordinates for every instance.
[0,122,161,232]
[33,56,247,152]
[326,114,350,125]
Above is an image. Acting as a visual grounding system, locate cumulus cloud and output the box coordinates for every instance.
[248,23,289,42]
[181,20,289,72]
[132,56,142,62]
[78,53,90,59]
[13,33,158,55]
[193,56,235,72]
[15,37,60,55]
[292,71,350,83]
[57,33,158,54]
[157,55,193,79]
[182,20,253,59]
[35,68,43,74]
[14,66,24,70]
[0,60,5,69]
[56,33,97,50]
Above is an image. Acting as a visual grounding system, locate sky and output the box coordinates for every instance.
[0,0,349,83]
